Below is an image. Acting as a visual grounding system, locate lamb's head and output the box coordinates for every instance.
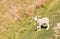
[34,16,39,22]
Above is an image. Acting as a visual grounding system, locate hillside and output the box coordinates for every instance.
[0,0,60,39]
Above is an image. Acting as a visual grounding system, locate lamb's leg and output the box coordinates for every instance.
[46,23,50,30]
[37,24,41,31]
[37,26,39,31]
[38,24,41,31]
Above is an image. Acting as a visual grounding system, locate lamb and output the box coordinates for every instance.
[34,16,50,31]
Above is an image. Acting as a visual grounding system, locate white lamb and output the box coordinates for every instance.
[34,16,50,31]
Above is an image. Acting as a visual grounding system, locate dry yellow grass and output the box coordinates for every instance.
[0,0,60,39]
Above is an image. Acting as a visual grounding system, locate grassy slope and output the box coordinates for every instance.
[0,0,60,39]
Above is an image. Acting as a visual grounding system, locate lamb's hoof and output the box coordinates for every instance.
[46,28,49,30]
[37,29,41,31]
[35,29,41,31]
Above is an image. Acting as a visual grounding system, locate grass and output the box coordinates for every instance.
[0,0,60,39]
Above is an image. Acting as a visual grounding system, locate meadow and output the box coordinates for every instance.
[0,0,60,39]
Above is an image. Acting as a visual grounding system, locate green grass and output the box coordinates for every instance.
[16,1,60,39]
[0,0,60,39]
